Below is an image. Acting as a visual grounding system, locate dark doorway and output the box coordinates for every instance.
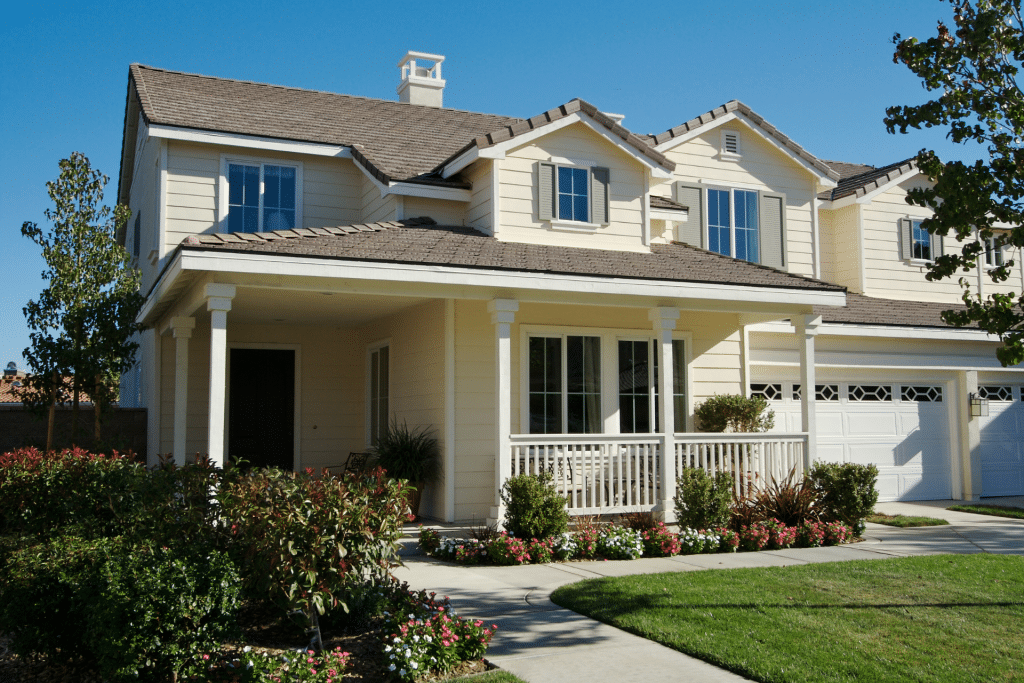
[228,348,295,470]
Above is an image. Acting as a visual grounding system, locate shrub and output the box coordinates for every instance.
[739,522,771,551]
[747,468,822,527]
[500,472,570,540]
[823,521,853,546]
[218,466,408,621]
[0,447,146,538]
[694,394,775,432]
[674,468,734,530]
[796,520,827,547]
[641,522,681,557]
[596,525,644,560]
[807,462,879,535]
[761,518,797,550]
[529,537,555,563]
[716,527,740,552]
[87,545,241,682]
[419,525,442,555]
[678,527,719,555]
[569,515,604,559]
[550,532,577,560]
[487,532,531,565]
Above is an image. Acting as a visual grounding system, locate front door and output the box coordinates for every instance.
[228,348,294,469]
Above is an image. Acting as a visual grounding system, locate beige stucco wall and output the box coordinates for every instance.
[496,122,649,252]
[655,123,819,277]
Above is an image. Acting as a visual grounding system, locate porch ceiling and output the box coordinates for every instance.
[225,287,427,327]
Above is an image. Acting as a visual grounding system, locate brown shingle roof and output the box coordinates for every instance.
[180,217,844,293]
[650,195,688,211]
[649,100,840,181]
[814,291,968,329]
[819,158,918,201]
[129,64,523,186]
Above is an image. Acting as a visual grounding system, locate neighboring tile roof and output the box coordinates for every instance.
[179,217,844,293]
[819,158,918,201]
[814,291,969,329]
[0,375,95,404]
[129,64,523,187]
[650,195,689,211]
[437,98,673,174]
[648,100,840,181]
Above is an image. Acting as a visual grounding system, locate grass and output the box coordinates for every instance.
[450,672,525,682]
[551,554,1024,683]
[865,512,949,527]
[948,504,1024,520]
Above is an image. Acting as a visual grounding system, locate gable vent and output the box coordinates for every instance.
[723,131,741,155]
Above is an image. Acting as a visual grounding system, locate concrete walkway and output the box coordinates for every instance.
[393,500,1024,683]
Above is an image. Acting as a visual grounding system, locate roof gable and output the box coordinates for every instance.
[820,158,919,203]
[650,100,839,185]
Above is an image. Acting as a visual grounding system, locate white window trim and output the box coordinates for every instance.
[365,339,392,448]
[518,324,693,435]
[909,218,936,264]
[550,161,593,226]
[720,129,742,160]
[983,235,1006,270]
[706,185,760,262]
[218,153,304,233]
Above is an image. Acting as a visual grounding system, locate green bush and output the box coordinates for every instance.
[807,462,879,536]
[694,394,775,432]
[674,467,734,529]
[0,446,147,538]
[218,465,409,620]
[500,472,570,540]
[88,545,241,682]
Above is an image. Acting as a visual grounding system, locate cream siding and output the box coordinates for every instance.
[860,177,1023,303]
[465,160,494,234]
[819,203,863,293]
[404,196,466,226]
[657,124,818,276]
[360,175,397,223]
[129,131,160,292]
[497,123,648,252]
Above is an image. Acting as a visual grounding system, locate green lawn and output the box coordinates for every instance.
[450,671,525,682]
[551,554,1023,683]
[948,504,1024,520]
[866,513,949,527]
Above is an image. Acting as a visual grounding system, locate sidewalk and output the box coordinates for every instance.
[393,500,1024,683]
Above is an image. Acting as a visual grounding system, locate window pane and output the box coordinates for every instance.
[228,164,260,233]
[672,340,686,431]
[619,340,650,433]
[243,207,259,233]
[529,337,562,434]
[370,352,379,445]
[912,221,931,260]
[567,336,600,433]
[708,189,731,256]
[557,166,589,222]
[264,208,295,231]
[264,165,280,209]
[734,190,759,263]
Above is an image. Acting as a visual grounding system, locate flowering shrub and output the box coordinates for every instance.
[549,532,577,560]
[189,646,351,683]
[715,527,740,552]
[739,522,771,552]
[761,518,797,550]
[381,589,496,682]
[678,528,718,555]
[824,521,853,546]
[418,526,441,555]
[528,537,555,563]
[596,526,644,560]
[487,532,531,565]
[572,526,601,559]
[796,520,827,547]
[642,522,681,557]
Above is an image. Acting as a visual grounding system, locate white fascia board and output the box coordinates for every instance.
[138,256,184,324]
[752,359,1024,373]
[853,168,922,205]
[442,111,673,179]
[177,249,847,308]
[650,209,689,222]
[652,112,836,187]
[147,124,352,158]
[349,152,472,202]
[747,319,998,342]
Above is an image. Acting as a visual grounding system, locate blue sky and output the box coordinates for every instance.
[0,0,983,370]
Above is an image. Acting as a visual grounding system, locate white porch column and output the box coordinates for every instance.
[205,285,236,468]
[795,315,821,470]
[487,299,518,526]
[650,307,679,521]
[956,370,981,501]
[169,316,195,467]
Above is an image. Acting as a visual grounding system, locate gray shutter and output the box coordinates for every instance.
[674,182,704,248]
[934,233,943,260]
[899,218,913,260]
[759,191,786,269]
[537,162,556,221]
[590,167,610,225]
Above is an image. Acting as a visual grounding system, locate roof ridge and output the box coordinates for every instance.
[130,63,527,121]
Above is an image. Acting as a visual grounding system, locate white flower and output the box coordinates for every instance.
[389,664,396,671]
[243,646,251,653]
[411,662,419,669]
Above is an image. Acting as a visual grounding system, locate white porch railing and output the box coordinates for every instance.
[509,432,808,514]
[675,433,807,499]
[509,434,663,514]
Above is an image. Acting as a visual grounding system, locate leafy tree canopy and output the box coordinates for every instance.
[886,0,1024,366]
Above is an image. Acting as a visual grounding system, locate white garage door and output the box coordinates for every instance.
[978,385,1024,497]
[755,381,952,502]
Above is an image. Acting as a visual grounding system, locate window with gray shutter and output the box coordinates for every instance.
[674,182,704,247]
[759,192,786,269]
[591,167,610,225]
[537,162,556,221]
[899,217,913,260]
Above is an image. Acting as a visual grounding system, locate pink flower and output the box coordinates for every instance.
[202,654,210,661]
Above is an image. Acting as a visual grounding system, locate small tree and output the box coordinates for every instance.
[886,0,1024,365]
[21,152,143,447]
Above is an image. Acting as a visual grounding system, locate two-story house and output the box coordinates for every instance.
[116,53,1023,523]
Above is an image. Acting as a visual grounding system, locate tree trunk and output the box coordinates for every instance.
[46,371,57,452]
[94,374,102,443]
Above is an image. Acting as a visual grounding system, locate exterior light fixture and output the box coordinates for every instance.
[969,393,989,417]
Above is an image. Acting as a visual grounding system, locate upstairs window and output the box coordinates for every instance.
[708,187,760,263]
[132,212,141,261]
[537,162,610,227]
[912,220,932,261]
[558,167,590,222]
[899,217,940,262]
[984,235,1005,268]
[221,157,302,234]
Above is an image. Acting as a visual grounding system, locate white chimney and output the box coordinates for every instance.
[397,51,446,108]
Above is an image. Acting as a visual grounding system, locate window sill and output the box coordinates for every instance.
[907,258,934,268]
[549,220,604,233]
[719,152,742,161]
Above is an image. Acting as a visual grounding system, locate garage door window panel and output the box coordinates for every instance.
[849,385,892,402]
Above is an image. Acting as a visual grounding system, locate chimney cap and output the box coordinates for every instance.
[397,51,445,68]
